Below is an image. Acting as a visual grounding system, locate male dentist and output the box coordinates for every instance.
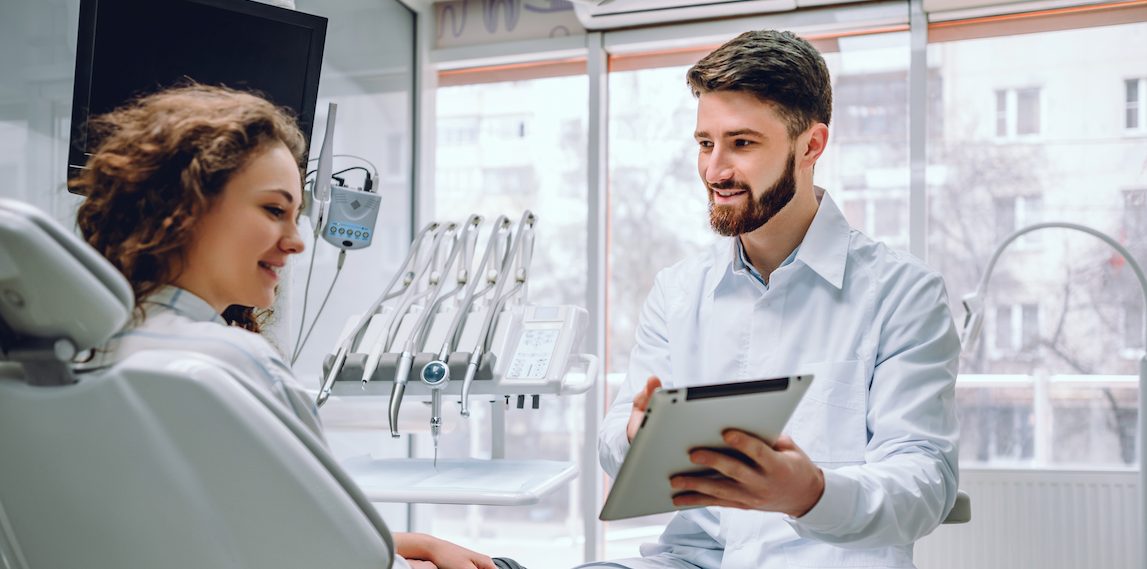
[586,30,961,569]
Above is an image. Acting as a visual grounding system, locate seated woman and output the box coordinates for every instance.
[72,84,495,569]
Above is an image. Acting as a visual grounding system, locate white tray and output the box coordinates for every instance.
[339,457,578,506]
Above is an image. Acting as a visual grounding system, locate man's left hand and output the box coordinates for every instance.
[669,430,825,517]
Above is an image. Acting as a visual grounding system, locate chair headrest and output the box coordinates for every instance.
[0,199,133,353]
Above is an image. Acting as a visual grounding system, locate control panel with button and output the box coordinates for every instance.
[321,183,381,250]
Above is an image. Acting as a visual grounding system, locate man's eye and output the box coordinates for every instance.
[698,140,713,149]
[734,139,753,147]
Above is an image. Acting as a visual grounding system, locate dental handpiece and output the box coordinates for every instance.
[419,359,449,467]
[357,282,415,385]
[454,216,513,416]
[387,223,467,438]
[387,351,414,437]
[316,344,348,407]
[367,226,448,389]
[461,211,536,416]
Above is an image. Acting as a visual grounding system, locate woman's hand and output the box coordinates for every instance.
[395,532,496,569]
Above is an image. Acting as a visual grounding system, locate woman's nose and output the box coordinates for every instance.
[282,222,306,255]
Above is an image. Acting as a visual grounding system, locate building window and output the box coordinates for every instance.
[438,116,479,146]
[437,168,481,194]
[1125,304,1143,352]
[836,71,907,142]
[994,194,1043,248]
[841,196,907,244]
[995,87,1042,137]
[1127,78,1146,132]
[993,303,1040,353]
[1125,188,1147,242]
[995,90,1008,137]
[481,114,529,140]
[481,166,535,195]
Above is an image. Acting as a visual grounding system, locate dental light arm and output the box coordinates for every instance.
[317,222,438,407]
[310,103,336,237]
[960,221,1147,569]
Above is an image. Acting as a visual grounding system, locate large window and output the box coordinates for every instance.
[424,3,1147,563]
[927,19,1147,467]
[420,74,589,568]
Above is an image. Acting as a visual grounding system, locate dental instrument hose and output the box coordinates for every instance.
[291,247,347,365]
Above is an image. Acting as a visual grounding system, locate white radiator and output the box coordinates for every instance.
[915,468,1141,569]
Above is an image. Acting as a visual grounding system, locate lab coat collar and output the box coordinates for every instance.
[795,187,850,291]
[142,285,227,325]
[708,186,849,295]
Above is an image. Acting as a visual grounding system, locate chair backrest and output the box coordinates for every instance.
[0,199,395,569]
[0,199,132,386]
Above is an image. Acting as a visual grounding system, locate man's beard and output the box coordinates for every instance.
[708,150,797,237]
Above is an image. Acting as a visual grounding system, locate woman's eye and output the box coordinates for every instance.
[265,206,286,218]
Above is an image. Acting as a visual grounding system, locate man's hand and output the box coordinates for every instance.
[626,376,662,443]
[669,430,825,518]
[394,532,495,569]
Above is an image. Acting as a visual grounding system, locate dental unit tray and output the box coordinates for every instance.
[338,458,579,506]
[316,212,598,507]
[322,304,597,398]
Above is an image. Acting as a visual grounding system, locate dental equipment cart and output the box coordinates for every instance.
[315,212,598,506]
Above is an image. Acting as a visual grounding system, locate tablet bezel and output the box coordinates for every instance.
[599,374,813,521]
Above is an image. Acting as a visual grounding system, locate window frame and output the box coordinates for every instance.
[1126,77,1146,133]
[993,86,1045,139]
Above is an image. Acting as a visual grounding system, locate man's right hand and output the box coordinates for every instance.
[626,376,662,443]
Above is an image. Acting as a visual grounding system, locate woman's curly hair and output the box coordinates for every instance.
[71,84,307,332]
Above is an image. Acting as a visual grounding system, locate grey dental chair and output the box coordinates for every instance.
[0,198,396,569]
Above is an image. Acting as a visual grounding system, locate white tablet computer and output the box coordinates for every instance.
[599,374,813,521]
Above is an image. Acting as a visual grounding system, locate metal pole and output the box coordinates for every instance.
[1139,354,1146,569]
[583,29,608,564]
[908,0,928,261]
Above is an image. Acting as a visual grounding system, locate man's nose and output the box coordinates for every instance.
[704,148,734,186]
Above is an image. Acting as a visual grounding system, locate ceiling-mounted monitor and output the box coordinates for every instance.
[67,0,327,188]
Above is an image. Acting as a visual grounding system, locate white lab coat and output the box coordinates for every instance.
[593,189,960,569]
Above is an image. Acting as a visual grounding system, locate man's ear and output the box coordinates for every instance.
[799,123,829,170]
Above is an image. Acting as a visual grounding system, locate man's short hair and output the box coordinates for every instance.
[687,30,833,139]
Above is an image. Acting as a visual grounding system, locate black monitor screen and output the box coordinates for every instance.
[68,0,327,185]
